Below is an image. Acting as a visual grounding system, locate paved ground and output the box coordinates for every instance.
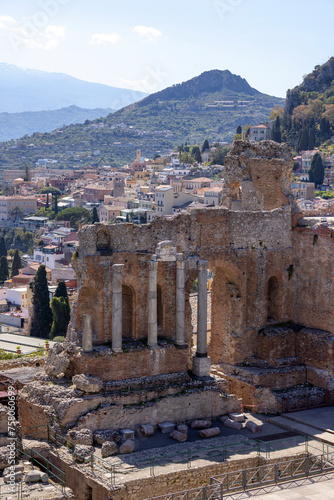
[269,407,334,446]
[224,473,334,499]
[0,333,55,354]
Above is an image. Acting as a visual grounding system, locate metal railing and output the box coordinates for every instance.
[147,452,334,500]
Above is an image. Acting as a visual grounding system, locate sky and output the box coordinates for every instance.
[0,0,333,98]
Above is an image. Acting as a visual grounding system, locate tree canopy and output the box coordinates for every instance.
[92,206,99,224]
[0,256,8,283]
[309,153,324,187]
[0,237,7,258]
[11,249,22,278]
[30,265,53,339]
[50,296,70,338]
[54,281,69,300]
[55,207,92,229]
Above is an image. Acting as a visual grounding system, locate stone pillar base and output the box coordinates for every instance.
[113,348,122,353]
[192,356,211,377]
[176,343,188,350]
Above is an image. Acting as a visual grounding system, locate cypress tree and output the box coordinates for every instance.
[0,237,7,258]
[11,249,22,278]
[308,126,315,151]
[50,296,70,338]
[309,153,324,187]
[0,256,8,283]
[202,139,210,152]
[30,265,53,339]
[92,206,99,224]
[236,125,242,135]
[54,281,69,300]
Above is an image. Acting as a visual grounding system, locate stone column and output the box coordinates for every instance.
[175,254,187,348]
[148,260,158,348]
[82,314,93,352]
[193,260,211,377]
[112,264,124,352]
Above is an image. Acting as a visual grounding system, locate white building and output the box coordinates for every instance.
[5,287,29,308]
[32,244,65,269]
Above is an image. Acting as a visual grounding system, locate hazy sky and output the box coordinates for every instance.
[0,0,333,98]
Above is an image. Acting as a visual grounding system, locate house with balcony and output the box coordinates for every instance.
[32,244,65,269]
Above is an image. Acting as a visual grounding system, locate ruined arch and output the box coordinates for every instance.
[122,284,135,339]
[267,276,280,322]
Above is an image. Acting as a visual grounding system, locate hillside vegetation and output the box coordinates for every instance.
[0,69,284,168]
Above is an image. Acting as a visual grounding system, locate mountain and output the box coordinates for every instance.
[0,105,114,142]
[282,57,334,151]
[0,63,147,112]
[0,69,284,168]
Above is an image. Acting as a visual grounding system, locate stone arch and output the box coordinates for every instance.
[122,284,135,339]
[267,276,280,322]
[208,261,245,364]
[96,227,111,252]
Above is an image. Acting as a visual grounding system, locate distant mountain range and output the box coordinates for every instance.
[0,63,147,112]
[0,105,114,142]
[0,69,284,168]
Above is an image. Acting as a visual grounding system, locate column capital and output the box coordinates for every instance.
[112,263,124,273]
[198,260,208,271]
[176,253,183,261]
[149,260,159,271]
[176,259,185,270]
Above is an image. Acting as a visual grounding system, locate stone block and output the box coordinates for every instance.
[4,471,23,483]
[229,413,244,422]
[72,374,103,393]
[119,440,135,454]
[159,422,175,434]
[67,428,93,446]
[224,418,243,430]
[176,424,188,435]
[73,445,94,462]
[94,430,121,445]
[200,427,221,438]
[169,430,187,442]
[101,441,118,458]
[246,420,263,433]
[191,419,211,430]
[122,429,135,440]
[192,356,211,377]
[25,470,45,483]
[137,424,154,437]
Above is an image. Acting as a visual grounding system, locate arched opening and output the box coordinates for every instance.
[267,276,279,322]
[157,285,163,332]
[122,285,135,339]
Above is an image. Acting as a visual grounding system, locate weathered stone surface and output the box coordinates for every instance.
[94,430,122,445]
[72,374,103,393]
[191,420,211,430]
[224,418,243,430]
[200,427,221,438]
[3,465,24,476]
[73,445,94,462]
[0,405,8,434]
[177,424,188,435]
[229,413,244,422]
[119,440,135,454]
[25,470,48,483]
[169,430,187,442]
[4,471,23,483]
[67,428,93,446]
[0,447,11,469]
[159,422,175,434]
[246,420,263,433]
[137,424,154,437]
[101,440,118,458]
[45,343,70,377]
[122,429,135,440]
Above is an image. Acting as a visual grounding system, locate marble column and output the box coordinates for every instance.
[112,264,124,352]
[82,314,93,352]
[148,260,158,348]
[193,260,211,377]
[175,254,187,348]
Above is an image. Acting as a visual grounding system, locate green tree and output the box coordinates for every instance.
[40,187,62,215]
[190,145,202,163]
[50,296,70,338]
[202,139,210,152]
[209,146,230,165]
[54,281,69,300]
[30,265,53,339]
[55,207,92,229]
[236,125,242,135]
[309,153,324,187]
[271,116,282,143]
[11,249,22,278]
[0,237,7,258]
[92,206,99,223]
[0,256,8,283]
